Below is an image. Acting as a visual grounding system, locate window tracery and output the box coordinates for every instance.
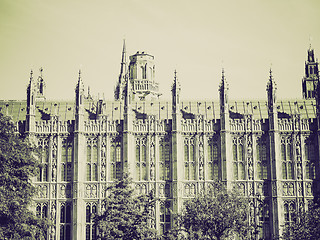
[37,138,49,182]
[159,137,171,181]
[85,202,97,240]
[136,137,147,181]
[86,138,98,182]
[281,136,294,179]
[184,137,196,180]
[233,137,245,180]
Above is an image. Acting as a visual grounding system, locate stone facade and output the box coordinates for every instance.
[1,43,319,239]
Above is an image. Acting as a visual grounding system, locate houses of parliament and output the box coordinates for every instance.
[0,42,319,240]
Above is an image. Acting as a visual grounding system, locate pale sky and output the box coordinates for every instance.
[0,0,319,101]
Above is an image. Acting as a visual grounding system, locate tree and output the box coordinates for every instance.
[282,203,320,240]
[95,173,158,240]
[0,113,49,239]
[167,182,253,240]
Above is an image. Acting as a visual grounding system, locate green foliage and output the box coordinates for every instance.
[0,113,49,239]
[95,172,158,240]
[167,182,253,240]
[282,203,320,240]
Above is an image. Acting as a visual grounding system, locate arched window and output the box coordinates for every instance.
[110,142,122,180]
[233,138,245,180]
[184,138,196,180]
[60,203,72,240]
[305,141,316,179]
[61,141,73,182]
[160,139,171,181]
[208,143,219,180]
[86,143,98,182]
[160,201,171,235]
[281,137,294,179]
[37,139,49,182]
[85,203,97,240]
[36,203,48,219]
[284,202,295,223]
[136,138,148,181]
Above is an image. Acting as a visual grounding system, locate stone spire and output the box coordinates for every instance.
[114,39,127,100]
[171,69,181,112]
[75,70,85,131]
[219,68,229,116]
[26,69,36,132]
[267,68,277,111]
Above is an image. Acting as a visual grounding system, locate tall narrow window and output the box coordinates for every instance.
[37,139,49,182]
[284,202,295,223]
[159,140,171,181]
[116,145,121,179]
[85,203,97,240]
[110,142,122,180]
[136,138,148,181]
[305,141,316,179]
[160,201,171,235]
[281,137,294,179]
[60,203,72,240]
[233,138,245,180]
[208,143,219,180]
[36,203,48,219]
[184,138,196,180]
[257,141,268,180]
[61,140,72,182]
[86,143,98,182]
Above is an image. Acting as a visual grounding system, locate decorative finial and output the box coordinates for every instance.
[30,69,33,80]
[40,67,43,76]
[78,69,81,79]
[309,35,313,49]
[174,69,177,80]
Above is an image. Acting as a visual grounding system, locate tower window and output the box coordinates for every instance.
[160,138,171,181]
[37,138,49,182]
[257,141,268,180]
[208,143,219,180]
[60,203,72,240]
[184,138,196,180]
[136,137,148,181]
[233,138,245,180]
[85,203,97,240]
[160,201,171,235]
[61,142,73,182]
[86,144,98,181]
[110,143,122,180]
[281,137,294,179]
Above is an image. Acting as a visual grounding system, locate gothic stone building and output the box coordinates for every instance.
[1,43,319,240]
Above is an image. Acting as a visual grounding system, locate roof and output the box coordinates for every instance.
[0,98,316,122]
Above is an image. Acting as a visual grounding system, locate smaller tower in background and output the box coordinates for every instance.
[128,51,161,101]
[302,46,319,99]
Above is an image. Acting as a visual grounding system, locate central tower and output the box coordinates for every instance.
[129,51,161,101]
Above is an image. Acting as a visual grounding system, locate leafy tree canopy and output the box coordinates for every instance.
[95,172,157,240]
[0,113,48,239]
[167,181,253,240]
[283,203,320,240]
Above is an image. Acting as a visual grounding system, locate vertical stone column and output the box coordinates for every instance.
[219,70,232,188]
[171,71,183,223]
[73,71,86,240]
[266,70,282,239]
